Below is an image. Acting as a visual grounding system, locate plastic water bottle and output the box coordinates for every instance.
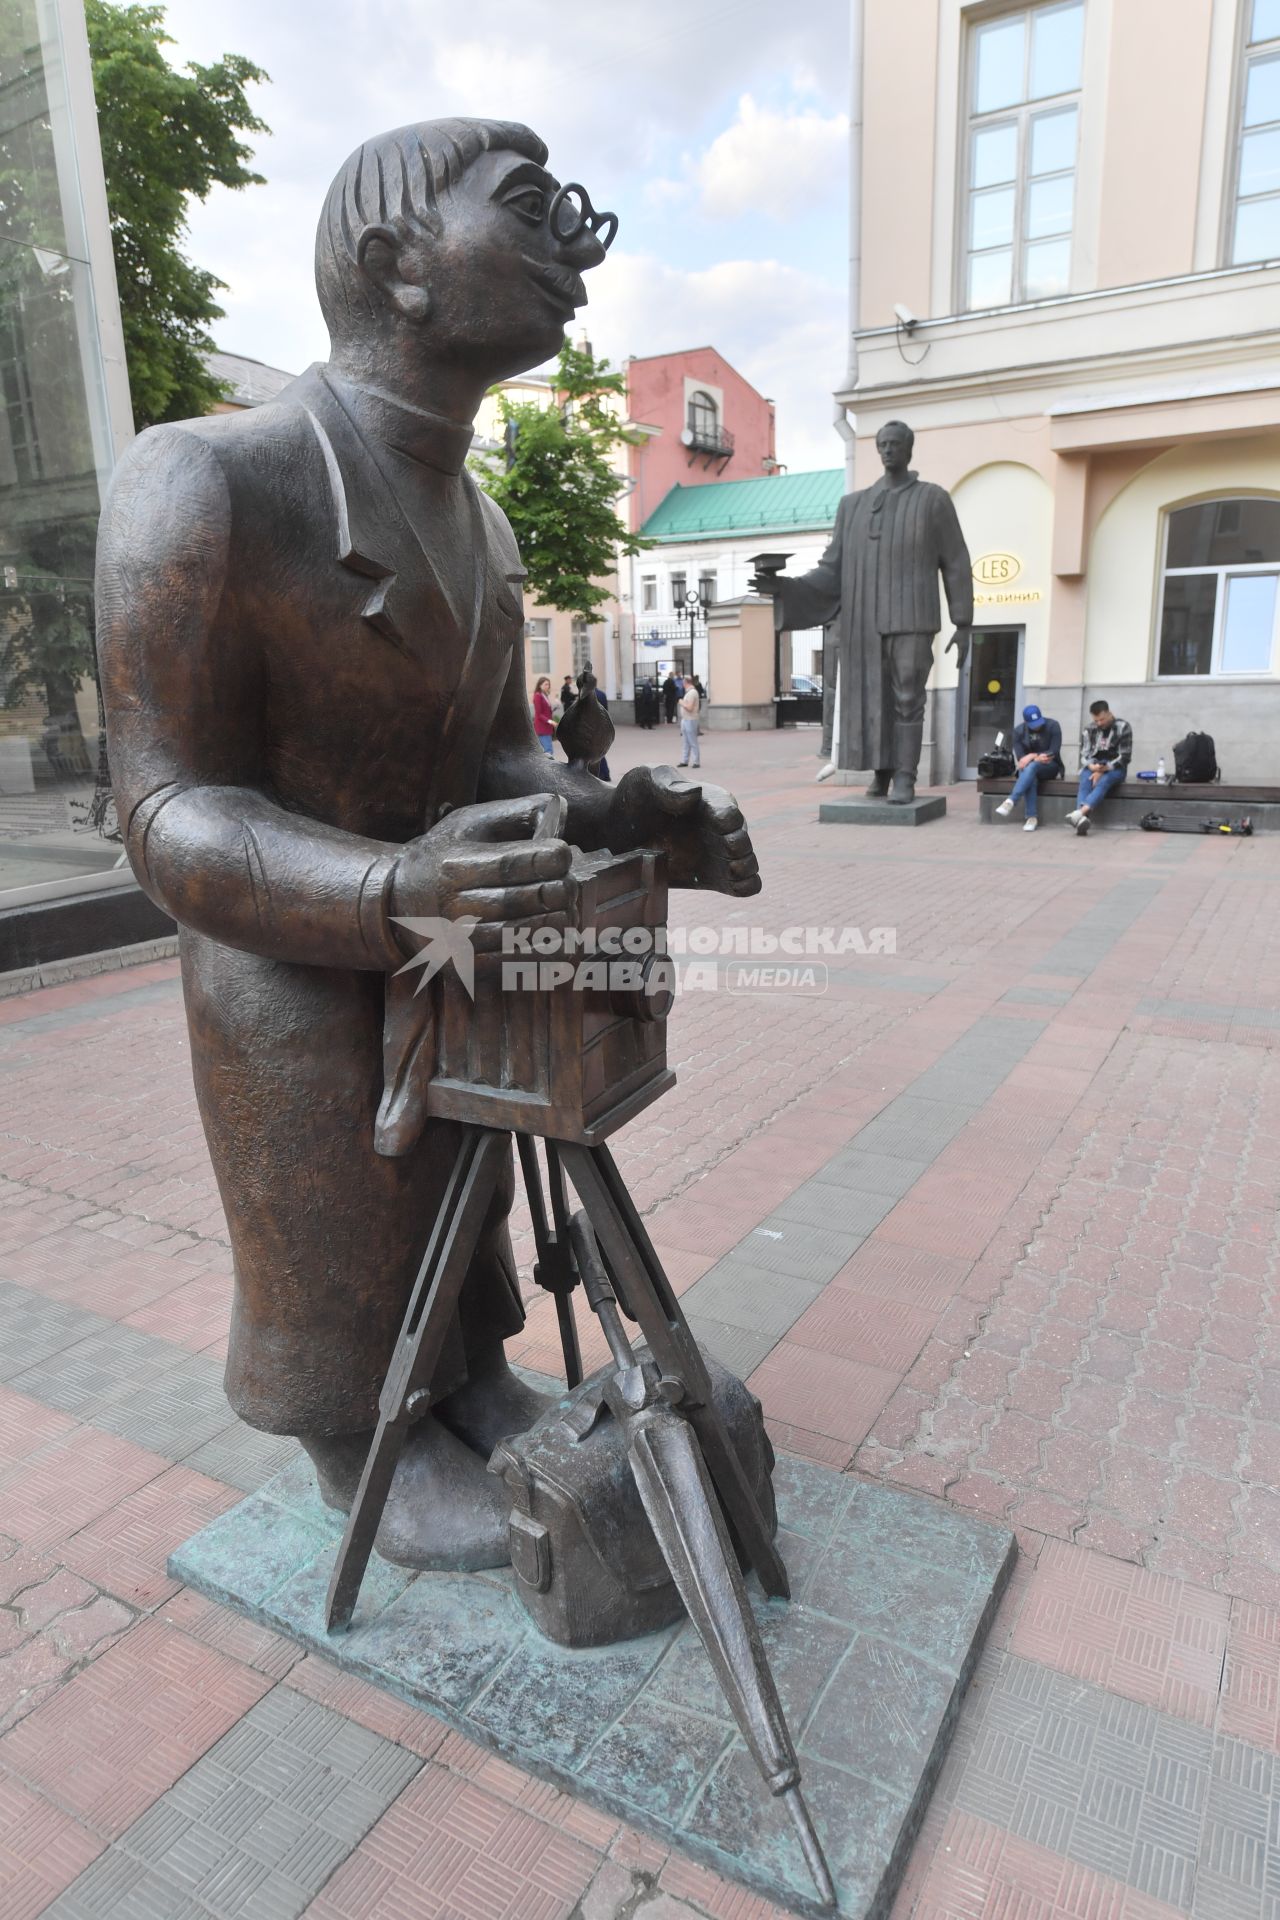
[1157,757,1167,784]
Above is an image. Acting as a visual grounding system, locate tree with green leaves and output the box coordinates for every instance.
[85,0,269,427]
[475,339,650,622]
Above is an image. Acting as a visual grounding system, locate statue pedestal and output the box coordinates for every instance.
[820,795,947,827]
[170,1437,1013,1918]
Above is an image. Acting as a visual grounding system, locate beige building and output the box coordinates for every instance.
[845,0,1280,781]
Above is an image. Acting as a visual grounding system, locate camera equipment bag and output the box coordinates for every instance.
[489,1348,777,1648]
[1173,732,1218,783]
[978,744,1016,778]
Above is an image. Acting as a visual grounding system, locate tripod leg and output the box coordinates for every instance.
[325,1127,507,1632]
[559,1142,790,1602]
[545,1145,583,1385]
[517,1135,582,1389]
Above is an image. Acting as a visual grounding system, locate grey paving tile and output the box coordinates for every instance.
[185,1427,301,1494]
[50,1689,421,1920]
[1000,984,1074,1006]
[938,1653,1229,1913]
[772,1178,891,1237]
[682,1313,777,1378]
[734,1217,862,1283]
[809,1149,927,1199]
[853,1097,971,1160]
[9,1319,190,1418]
[682,1258,822,1338]
[907,1066,996,1108]
[0,1283,114,1381]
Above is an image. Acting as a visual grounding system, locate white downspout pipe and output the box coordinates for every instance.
[819,0,862,781]
[833,0,863,496]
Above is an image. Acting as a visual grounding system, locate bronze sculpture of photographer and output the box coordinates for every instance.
[95,117,761,1578]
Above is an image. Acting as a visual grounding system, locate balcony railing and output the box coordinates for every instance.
[684,418,734,458]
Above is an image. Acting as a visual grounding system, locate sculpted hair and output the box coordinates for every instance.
[880,418,915,450]
[316,117,548,337]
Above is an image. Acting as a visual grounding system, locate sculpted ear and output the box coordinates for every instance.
[356,224,432,323]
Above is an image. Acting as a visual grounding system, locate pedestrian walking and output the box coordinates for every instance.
[662,673,678,724]
[678,678,701,768]
[532,675,555,756]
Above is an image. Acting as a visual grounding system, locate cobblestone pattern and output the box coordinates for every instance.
[856,1030,1280,1601]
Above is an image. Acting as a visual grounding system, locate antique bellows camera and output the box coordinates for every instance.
[426,838,676,1145]
[423,682,676,1146]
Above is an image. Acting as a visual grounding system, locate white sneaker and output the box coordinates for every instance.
[1065,808,1082,826]
[1023,816,1038,831]
[995,798,1014,817]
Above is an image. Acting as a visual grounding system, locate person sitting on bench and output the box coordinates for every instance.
[996,703,1063,832]
[1067,699,1132,836]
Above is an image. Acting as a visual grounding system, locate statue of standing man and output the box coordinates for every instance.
[755,421,973,805]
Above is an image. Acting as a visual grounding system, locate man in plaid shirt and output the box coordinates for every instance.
[1066,699,1132,837]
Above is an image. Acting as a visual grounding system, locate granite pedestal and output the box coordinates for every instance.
[819,795,946,827]
[170,1445,1014,1918]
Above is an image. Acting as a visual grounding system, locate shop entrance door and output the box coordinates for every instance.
[959,627,1024,777]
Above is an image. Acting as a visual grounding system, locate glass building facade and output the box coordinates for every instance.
[0,0,132,903]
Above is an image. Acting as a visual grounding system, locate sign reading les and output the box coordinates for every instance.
[973,552,1022,586]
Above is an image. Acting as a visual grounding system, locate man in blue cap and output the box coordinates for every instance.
[995,703,1063,831]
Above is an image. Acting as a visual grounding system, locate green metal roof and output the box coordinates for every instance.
[641,469,843,542]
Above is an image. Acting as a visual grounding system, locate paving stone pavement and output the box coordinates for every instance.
[5,727,1280,1917]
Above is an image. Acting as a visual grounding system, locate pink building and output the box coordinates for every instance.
[624,348,778,533]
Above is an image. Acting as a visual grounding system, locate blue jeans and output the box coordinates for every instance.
[536,733,554,756]
[1077,765,1125,812]
[1009,760,1058,818]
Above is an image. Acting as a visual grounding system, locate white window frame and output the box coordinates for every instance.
[1155,498,1280,681]
[571,617,593,676]
[960,1,1084,312]
[640,575,657,612]
[1228,0,1280,266]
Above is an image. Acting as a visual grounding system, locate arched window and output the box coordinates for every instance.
[687,390,719,446]
[1157,498,1280,677]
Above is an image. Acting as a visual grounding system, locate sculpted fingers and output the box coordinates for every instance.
[443,839,571,890]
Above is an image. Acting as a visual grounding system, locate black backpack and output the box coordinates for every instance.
[1173,732,1218,784]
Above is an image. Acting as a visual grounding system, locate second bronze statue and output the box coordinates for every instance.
[755,420,974,805]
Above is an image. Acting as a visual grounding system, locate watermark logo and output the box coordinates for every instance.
[392,916,895,999]
[392,915,480,998]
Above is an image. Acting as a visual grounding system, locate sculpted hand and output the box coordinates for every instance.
[390,794,576,956]
[613,763,761,897]
[945,626,971,671]
[748,568,782,596]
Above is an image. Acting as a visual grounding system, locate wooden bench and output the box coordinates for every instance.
[976,777,1280,831]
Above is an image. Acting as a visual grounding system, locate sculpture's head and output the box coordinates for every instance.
[875,419,915,475]
[315,118,616,383]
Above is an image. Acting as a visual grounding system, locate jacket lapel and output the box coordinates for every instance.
[298,365,454,660]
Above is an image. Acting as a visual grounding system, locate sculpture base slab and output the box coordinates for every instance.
[170,1450,1013,1918]
[819,795,947,827]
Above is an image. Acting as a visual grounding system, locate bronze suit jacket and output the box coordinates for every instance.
[95,365,529,1436]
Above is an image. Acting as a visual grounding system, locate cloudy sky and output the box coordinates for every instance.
[156,0,851,472]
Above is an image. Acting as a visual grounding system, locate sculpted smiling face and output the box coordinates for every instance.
[316,118,615,391]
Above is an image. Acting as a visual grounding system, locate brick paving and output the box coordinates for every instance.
[3,726,1280,1915]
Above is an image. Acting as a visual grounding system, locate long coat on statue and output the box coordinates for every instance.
[775,473,974,770]
[94,364,534,1439]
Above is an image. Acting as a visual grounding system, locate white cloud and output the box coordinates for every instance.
[694,94,848,221]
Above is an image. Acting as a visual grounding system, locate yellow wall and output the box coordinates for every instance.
[950,462,1055,689]
[1084,434,1280,684]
